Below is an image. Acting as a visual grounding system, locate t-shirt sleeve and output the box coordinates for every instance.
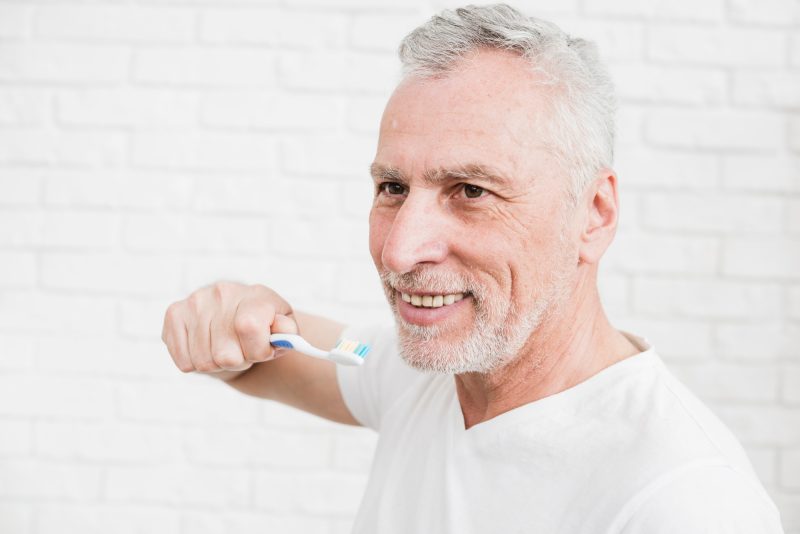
[336,323,421,432]
[618,464,785,534]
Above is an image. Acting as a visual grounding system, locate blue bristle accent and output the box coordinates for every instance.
[271,339,294,349]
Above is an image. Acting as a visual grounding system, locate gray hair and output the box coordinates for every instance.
[398,4,616,201]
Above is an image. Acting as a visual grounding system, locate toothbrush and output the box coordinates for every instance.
[269,333,369,366]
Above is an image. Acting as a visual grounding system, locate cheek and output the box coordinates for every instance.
[368,209,389,266]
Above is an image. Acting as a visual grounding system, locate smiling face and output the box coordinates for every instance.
[369,50,582,374]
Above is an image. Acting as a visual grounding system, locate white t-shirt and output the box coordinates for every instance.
[336,324,784,534]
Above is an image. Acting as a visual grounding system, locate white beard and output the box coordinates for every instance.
[380,264,572,375]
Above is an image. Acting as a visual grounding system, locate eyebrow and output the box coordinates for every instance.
[369,162,513,188]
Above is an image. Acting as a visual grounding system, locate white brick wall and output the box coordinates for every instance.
[0,1,797,532]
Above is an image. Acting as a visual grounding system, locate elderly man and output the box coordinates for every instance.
[162,5,784,533]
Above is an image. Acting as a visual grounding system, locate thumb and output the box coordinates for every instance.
[271,313,299,335]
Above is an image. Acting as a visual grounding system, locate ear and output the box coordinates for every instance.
[578,169,620,265]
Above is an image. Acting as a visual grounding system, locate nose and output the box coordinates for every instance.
[380,190,449,274]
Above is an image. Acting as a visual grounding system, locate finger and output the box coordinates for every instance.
[186,307,220,373]
[209,314,249,371]
[233,299,283,363]
[162,303,193,373]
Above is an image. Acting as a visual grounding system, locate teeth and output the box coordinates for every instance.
[400,292,466,308]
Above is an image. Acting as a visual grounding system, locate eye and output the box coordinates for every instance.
[462,184,486,199]
[378,182,407,196]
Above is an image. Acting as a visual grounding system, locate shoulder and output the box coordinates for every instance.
[336,323,425,430]
[613,462,784,534]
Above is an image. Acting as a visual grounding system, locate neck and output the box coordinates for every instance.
[454,274,640,429]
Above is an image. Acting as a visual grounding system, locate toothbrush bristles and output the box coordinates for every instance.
[334,338,370,358]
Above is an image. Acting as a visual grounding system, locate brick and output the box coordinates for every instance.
[342,179,375,219]
[0,503,31,533]
[268,259,339,304]
[604,232,718,275]
[648,26,786,67]
[119,297,172,339]
[260,401,341,432]
[0,88,51,126]
[346,95,386,135]
[722,237,800,279]
[123,213,268,254]
[278,51,398,94]
[782,449,800,489]
[788,199,800,234]
[0,129,127,167]
[36,336,178,379]
[181,257,275,292]
[201,91,343,131]
[41,252,181,296]
[614,318,713,361]
[286,0,410,8]
[37,504,180,534]
[0,459,102,499]
[559,19,645,61]
[584,0,724,21]
[0,334,35,371]
[183,427,332,468]
[713,404,800,446]
[134,47,276,87]
[34,5,195,43]
[615,149,718,189]
[193,174,278,214]
[34,421,182,462]
[791,115,800,153]
[728,0,800,26]
[722,155,800,193]
[669,362,778,402]
[106,465,249,507]
[281,135,375,178]
[131,132,278,172]
[182,511,329,534]
[733,70,800,109]
[116,378,260,424]
[254,471,368,514]
[790,286,800,321]
[0,210,42,246]
[0,4,32,38]
[0,375,114,419]
[615,106,645,149]
[0,418,31,454]
[793,33,800,68]
[57,88,198,128]
[335,259,388,305]
[0,291,116,334]
[270,218,365,259]
[0,251,37,288]
[0,44,129,83]
[42,211,119,249]
[598,272,629,316]
[774,492,800,530]
[610,63,727,105]
[784,366,800,404]
[642,192,783,233]
[200,8,347,47]
[118,172,195,210]
[644,109,783,151]
[633,278,781,319]
[0,171,41,206]
[350,13,426,51]
[715,323,800,361]
[332,428,378,472]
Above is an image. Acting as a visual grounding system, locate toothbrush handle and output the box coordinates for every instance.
[269,333,330,360]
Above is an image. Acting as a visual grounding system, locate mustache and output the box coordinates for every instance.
[379,269,481,297]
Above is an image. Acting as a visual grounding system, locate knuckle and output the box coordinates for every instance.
[212,350,242,369]
[177,361,195,373]
[234,312,264,337]
[194,360,218,373]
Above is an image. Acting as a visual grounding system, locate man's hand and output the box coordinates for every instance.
[161,281,359,425]
[162,282,297,377]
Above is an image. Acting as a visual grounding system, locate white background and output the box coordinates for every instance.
[0,0,798,532]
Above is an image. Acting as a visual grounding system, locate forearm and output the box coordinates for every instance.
[218,311,359,425]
